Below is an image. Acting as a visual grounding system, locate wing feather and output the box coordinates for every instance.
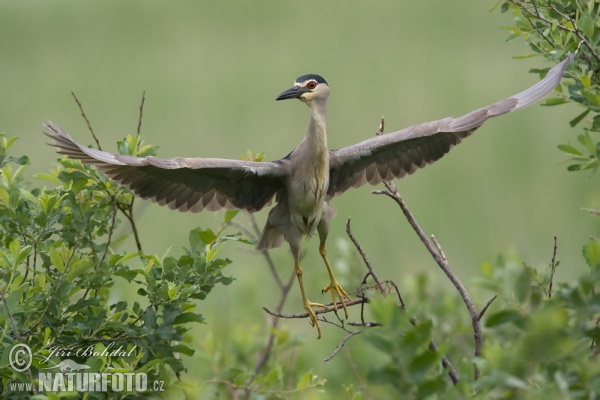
[45,122,288,213]
[328,54,574,197]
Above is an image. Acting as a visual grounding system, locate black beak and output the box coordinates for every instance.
[276,85,306,101]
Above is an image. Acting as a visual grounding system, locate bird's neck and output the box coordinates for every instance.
[307,100,328,150]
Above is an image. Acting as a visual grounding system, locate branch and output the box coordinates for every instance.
[509,0,599,62]
[263,297,369,319]
[346,218,385,295]
[548,236,558,298]
[137,90,146,136]
[373,181,483,380]
[478,295,498,321]
[27,239,80,335]
[71,92,102,151]
[242,213,296,400]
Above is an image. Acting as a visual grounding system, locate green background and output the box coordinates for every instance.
[1,1,596,396]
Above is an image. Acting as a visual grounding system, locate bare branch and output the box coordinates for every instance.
[548,236,558,298]
[346,218,385,295]
[263,297,368,319]
[478,295,498,321]
[137,90,146,137]
[71,92,102,150]
[324,330,362,362]
[373,181,483,380]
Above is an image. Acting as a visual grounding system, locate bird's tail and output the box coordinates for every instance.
[256,225,284,250]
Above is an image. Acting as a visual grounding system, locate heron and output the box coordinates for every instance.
[45,53,573,338]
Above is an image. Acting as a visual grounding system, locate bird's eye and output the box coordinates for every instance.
[307,81,317,89]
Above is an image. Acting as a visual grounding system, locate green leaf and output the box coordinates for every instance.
[489,1,502,12]
[557,144,583,155]
[578,132,596,154]
[485,309,524,327]
[541,98,567,106]
[19,188,37,204]
[581,159,599,170]
[578,12,595,39]
[569,109,590,127]
[66,258,94,282]
[516,266,532,302]
[171,344,195,357]
[9,239,20,260]
[581,74,592,89]
[49,246,64,272]
[296,372,313,390]
[34,172,63,185]
[173,312,205,325]
[224,210,240,223]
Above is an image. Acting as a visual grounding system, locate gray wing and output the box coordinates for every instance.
[328,53,575,197]
[45,122,288,213]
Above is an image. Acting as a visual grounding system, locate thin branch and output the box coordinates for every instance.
[346,218,385,295]
[324,330,363,362]
[243,213,295,399]
[263,297,368,319]
[137,90,146,136]
[548,236,558,298]
[71,92,102,150]
[27,239,80,335]
[478,295,498,321]
[521,1,555,48]
[117,200,143,254]
[427,336,459,385]
[373,181,482,380]
[510,0,599,61]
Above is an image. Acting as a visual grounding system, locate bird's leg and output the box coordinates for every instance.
[294,260,328,338]
[319,242,352,318]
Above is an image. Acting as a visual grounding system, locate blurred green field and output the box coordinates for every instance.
[2,1,598,398]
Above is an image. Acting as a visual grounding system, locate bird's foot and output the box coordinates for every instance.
[304,300,328,339]
[322,279,352,318]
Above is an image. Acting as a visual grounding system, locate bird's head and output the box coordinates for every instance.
[276,74,329,105]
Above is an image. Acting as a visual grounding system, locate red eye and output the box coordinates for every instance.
[307,81,317,89]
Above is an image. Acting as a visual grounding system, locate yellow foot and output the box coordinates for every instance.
[322,280,352,318]
[304,301,328,339]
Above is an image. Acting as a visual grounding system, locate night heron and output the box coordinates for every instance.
[45,53,573,338]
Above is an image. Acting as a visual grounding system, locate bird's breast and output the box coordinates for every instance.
[287,152,330,235]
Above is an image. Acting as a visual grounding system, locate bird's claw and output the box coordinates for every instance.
[304,301,328,339]
[322,280,352,318]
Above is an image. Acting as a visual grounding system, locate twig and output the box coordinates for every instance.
[346,218,385,295]
[377,116,385,136]
[373,181,483,380]
[521,0,555,48]
[137,90,146,136]
[478,295,498,321]
[117,201,143,254]
[247,213,284,289]
[509,0,599,62]
[263,297,368,319]
[427,336,459,385]
[27,239,80,335]
[548,236,558,298]
[242,213,295,400]
[324,330,363,362]
[71,92,102,151]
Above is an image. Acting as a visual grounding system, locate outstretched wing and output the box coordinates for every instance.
[328,53,575,197]
[45,122,288,213]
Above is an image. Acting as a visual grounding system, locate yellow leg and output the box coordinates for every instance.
[294,261,328,338]
[319,243,352,318]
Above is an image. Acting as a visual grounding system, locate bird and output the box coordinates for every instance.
[45,53,574,338]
